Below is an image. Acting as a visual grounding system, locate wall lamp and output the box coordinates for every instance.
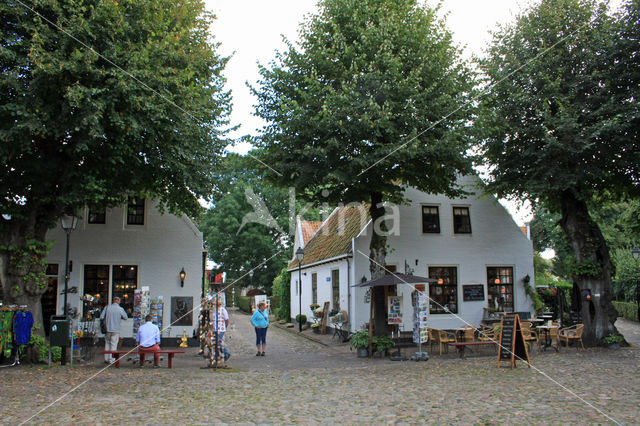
[179,267,186,287]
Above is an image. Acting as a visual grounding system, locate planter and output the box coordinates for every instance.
[356,347,369,358]
[312,326,320,334]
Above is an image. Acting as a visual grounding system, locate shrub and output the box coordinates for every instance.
[349,330,370,350]
[295,314,307,324]
[602,333,625,345]
[372,336,395,353]
[236,296,251,313]
[23,324,60,363]
[612,301,638,322]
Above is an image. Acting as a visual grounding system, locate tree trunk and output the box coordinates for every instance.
[0,211,53,337]
[369,192,388,337]
[558,190,618,345]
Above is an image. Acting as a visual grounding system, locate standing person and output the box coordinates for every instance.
[250,302,269,356]
[212,302,231,363]
[100,297,128,364]
[137,314,161,367]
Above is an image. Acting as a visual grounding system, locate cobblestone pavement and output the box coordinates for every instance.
[1,311,639,424]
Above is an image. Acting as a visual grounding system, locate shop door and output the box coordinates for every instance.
[41,264,60,335]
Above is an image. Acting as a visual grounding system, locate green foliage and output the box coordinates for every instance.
[601,333,625,345]
[612,301,638,322]
[349,330,371,350]
[271,268,291,321]
[371,335,395,354]
[295,314,307,324]
[523,280,544,311]
[236,296,251,313]
[24,324,60,363]
[253,0,475,208]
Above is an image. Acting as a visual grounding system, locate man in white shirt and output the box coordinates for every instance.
[212,305,230,362]
[137,314,161,367]
[100,297,128,363]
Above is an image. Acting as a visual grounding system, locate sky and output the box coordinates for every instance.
[202,0,621,232]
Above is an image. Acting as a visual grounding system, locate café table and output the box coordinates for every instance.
[536,325,559,352]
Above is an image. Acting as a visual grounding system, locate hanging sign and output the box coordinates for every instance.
[387,296,403,324]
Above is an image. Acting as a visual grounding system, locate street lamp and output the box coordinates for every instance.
[296,247,305,332]
[60,212,78,316]
[60,211,78,367]
[632,247,639,323]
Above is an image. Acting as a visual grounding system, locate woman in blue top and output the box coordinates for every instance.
[250,302,269,356]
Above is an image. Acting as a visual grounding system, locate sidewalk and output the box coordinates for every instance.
[615,317,640,347]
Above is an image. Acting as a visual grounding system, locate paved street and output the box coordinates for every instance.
[1,311,639,424]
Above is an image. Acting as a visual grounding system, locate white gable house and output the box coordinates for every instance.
[43,198,206,338]
[288,177,535,332]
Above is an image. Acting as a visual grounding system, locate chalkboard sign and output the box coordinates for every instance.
[497,314,531,369]
[462,285,485,301]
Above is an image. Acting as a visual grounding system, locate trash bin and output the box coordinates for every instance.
[50,315,70,347]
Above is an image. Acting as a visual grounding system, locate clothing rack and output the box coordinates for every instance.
[0,306,31,368]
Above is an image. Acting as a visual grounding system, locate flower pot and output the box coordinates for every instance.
[312,327,320,334]
[357,347,368,358]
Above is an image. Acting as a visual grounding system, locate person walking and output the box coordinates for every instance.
[250,302,269,356]
[137,314,161,367]
[100,297,128,364]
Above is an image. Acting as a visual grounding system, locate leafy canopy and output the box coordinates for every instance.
[0,0,231,221]
[253,0,475,206]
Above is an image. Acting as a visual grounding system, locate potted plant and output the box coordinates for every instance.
[372,335,395,356]
[349,330,370,358]
[602,333,625,349]
[309,303,320,311]
[295,314,307,326]
[310,323,320,334]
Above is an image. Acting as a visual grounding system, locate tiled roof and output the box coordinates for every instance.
[289,205,370,270]
[301,221,323,245]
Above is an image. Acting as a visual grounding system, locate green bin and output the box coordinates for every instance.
[50,315,70,347]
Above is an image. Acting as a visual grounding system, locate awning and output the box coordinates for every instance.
[353,273,437,288]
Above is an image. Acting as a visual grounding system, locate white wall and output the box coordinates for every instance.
[351,179,534,331]
[46,200,204,338]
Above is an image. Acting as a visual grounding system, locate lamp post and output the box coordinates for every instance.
[60,211,78,366]
[632,247,639,322]
[296,247,304,332]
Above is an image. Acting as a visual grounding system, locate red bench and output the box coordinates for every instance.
[100,350,185,368]
[447,341,497,359]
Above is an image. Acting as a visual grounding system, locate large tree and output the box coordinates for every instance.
[0,0,231,328]
[477,0,640,343]
[253,0,474,334]
[199,153,319,293]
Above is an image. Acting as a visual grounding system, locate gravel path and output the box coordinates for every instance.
[1,311,639,424]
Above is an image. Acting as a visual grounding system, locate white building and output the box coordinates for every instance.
[288,177,535,332]
[43,198,206,338]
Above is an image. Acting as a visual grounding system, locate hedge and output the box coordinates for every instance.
[237,296,251,313]
[612,301,638,322]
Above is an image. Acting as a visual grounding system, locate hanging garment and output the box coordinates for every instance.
[0,312,15,357]
[14,311,34,345]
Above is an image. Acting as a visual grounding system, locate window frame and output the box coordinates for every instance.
[421,205,441,234]
[331,269,340,310]
[311,273,317,305]
[127,197,145,226]
[428,266,458,314]
[87,206,106,224]
[487,266,514,313]
[83,264,110,317]
[453,206,472,234]
[112,265,138,315]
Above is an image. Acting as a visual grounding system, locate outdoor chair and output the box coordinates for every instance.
[558,324,585,350]
[428,328,441,354]
[331,310,349,341]
[478,325,498,342]
[537,325,560,351]
[461,325,476,342]
[521,326,538,352]
[437,329,457,355]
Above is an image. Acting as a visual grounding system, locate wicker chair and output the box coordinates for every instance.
[478,324,498,342]
[428,328,440,353]
[438,329,457,354]
[558,324,585,350]
[460,325,476,342]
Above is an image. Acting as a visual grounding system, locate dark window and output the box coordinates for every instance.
[112,265,137,315]
[88,207,106,224]
[385,265,397,274]
[453,207,471,234]
[487,267,514,312]
[428,266,458,314]
[311,273,317,305]
[83,265,109,316]
[422,206,440,233]
[331,269,340,310]
[127,197,145,225]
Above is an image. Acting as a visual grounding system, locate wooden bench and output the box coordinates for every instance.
[100,350,185,368]
[447,341,497,359]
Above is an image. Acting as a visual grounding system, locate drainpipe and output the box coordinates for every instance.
[202,245,208,299]
[346,250,352,332]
